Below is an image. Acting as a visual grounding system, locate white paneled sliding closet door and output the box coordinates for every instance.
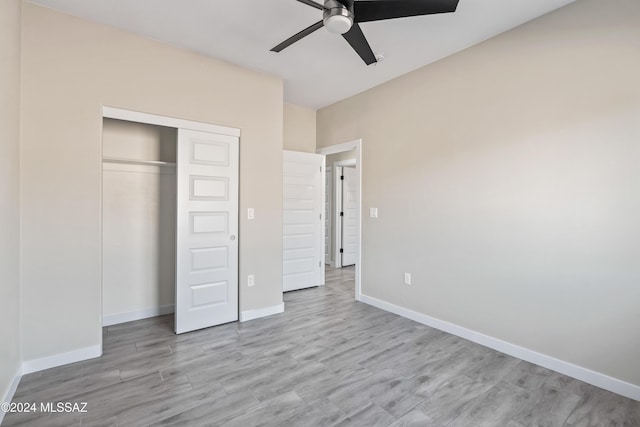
[175,129,239,334]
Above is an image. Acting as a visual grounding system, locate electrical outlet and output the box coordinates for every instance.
[403,273,411,285]
[248,274,255,287]
[248,208,255,220]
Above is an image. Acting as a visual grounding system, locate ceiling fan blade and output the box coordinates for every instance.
[296,0,325,10]
[354,0,459,23]
[342,23,377,65]
[271,20,324,52]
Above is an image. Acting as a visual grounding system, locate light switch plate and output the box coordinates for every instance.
[248,208,255,220]
[370,208,378,218]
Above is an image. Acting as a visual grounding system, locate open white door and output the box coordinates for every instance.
[176,129,239,334]
[341,166,358,267]
[283,150,324,292]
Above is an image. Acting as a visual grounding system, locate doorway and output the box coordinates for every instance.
[101,107,240,336]
[317,139,362,301]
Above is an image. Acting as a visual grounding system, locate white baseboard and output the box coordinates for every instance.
[360,294,640,402]
[0,364,23,425]
[240,302,285,322]
[21,345,102,375]
[103,304,175,327]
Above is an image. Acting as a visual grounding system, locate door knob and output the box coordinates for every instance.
[230,235,236,241]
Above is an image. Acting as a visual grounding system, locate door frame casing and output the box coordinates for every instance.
[316,139,362,301]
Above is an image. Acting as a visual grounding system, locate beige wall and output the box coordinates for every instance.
[283,103,316,152]
[317,0,640,387]
[0,0,22,403]
[20,3,284,362]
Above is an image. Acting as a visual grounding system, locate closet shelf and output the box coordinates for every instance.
[102,157,176,167]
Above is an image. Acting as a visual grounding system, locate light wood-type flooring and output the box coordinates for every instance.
[4,267,640,426]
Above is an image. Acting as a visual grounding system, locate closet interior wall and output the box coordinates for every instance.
[102,118,177,325]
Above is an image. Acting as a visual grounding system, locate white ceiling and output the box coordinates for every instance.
[29,0,576,109]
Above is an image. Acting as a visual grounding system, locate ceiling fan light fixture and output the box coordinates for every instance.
[323,2,354,35]
[324,13,353,34]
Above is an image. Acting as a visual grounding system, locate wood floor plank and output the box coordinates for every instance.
[251,361,328,402]
[462,346,522,386]
[283,398,346,427]
[563,387,631,427]
[626,401,640,427]
[218,391,311,427]
[504,360,555,392]
[332,401,396,427]
[150,388,258,426]
[447,381,534,427]
[417,374,494,425]
[368,374,426,418]
[511,383,582,427]
[115,383,225,426]
[79,375,193,425]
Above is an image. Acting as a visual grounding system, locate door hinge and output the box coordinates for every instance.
[340,248,344,253]
[340,212,344,217]
[340,175,344,180]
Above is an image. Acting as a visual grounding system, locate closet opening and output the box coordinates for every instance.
[101,118,177,327]
[100,107,241,337]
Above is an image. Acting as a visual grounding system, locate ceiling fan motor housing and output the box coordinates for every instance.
[323,0,354,34]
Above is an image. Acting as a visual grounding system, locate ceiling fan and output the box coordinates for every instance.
[271,0,460,65]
